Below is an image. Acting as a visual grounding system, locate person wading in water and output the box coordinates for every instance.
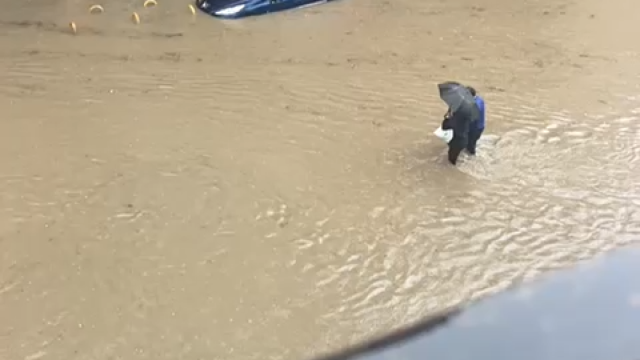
[441,105,475,165]
[436,82,480,165]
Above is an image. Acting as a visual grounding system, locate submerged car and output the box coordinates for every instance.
[196,0,336,19]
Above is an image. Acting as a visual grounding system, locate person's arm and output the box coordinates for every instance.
[442,117,453,130]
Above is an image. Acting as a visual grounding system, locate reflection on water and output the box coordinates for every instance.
[1,0,640,359]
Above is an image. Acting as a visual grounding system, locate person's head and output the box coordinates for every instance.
[466,86,477,97]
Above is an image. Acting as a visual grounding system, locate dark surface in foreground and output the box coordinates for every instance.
[313,247,640,360]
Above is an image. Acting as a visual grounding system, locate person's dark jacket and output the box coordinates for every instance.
[443,104,477,149]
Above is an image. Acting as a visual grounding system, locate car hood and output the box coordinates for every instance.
[198,0,247,12]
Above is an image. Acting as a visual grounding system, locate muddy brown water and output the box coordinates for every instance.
[1,0,640,359]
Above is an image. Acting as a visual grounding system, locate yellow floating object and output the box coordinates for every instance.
[69,21,77,34]
[131,12,140,24]
[188,4,196,15]
[88,4,104,14]
[143,0,158,8]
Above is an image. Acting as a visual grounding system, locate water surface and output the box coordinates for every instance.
[1,0,639,359]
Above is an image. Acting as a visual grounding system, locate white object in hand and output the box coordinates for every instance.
[433,126,453,143]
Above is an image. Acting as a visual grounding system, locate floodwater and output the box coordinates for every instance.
[1,0,639,359]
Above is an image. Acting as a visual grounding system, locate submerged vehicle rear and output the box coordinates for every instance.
[196,0,335,19]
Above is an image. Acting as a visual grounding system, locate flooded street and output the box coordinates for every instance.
[1,0,640,358]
